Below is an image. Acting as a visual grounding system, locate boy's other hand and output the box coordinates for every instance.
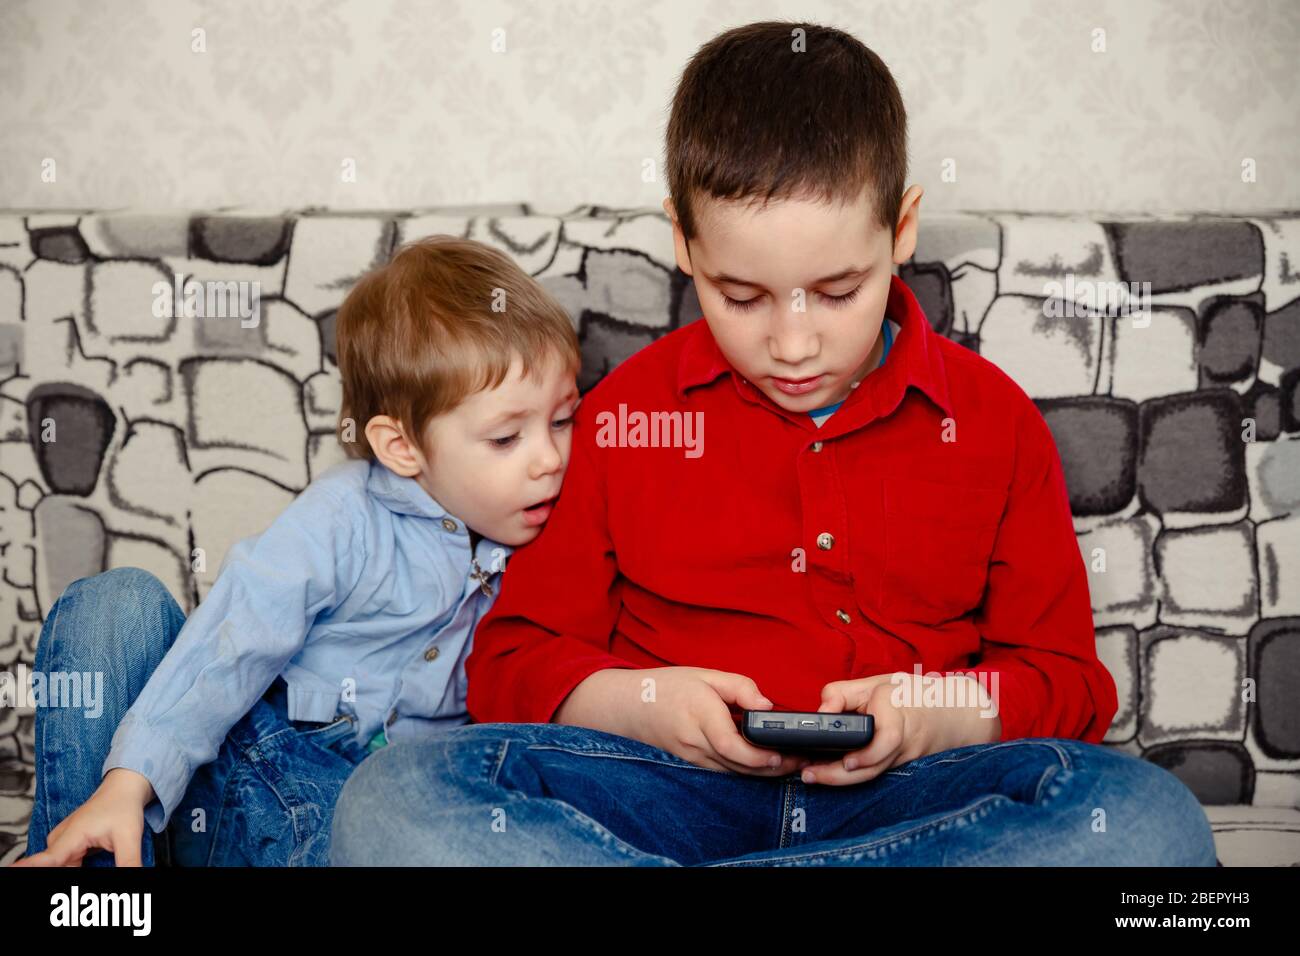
[10,768,155,868]
[562,666,808,778]
[799,672,999,787]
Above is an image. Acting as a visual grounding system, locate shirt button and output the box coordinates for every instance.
[441,518,458,533]
[816,532,835,550]
[836,609,851,624]
[811,441,823,453]
[424,646,439,662]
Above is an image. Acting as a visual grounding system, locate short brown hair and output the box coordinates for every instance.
[665,21,907,244]
[335,235,581,461]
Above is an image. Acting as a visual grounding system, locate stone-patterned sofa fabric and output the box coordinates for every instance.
[0,208,1297,866]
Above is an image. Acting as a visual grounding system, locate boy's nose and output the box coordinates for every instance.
[530,438,565,477]
[769,315,819,368]
[770,337,820,369]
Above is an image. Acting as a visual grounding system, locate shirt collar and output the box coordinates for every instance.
[366,459,454,520]
[675,273,953,421]
[366,460,516,567]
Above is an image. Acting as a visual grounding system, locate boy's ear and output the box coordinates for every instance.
[892,185,924,266]
[663,197,694,277]
[365,415,425,478]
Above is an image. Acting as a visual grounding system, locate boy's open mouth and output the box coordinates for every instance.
[521,495,558,527]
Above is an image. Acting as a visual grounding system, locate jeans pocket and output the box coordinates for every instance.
[296,713,356,750]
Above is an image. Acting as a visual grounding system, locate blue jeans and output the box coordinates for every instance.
[331,722,1219,866]
[24,567,370,867]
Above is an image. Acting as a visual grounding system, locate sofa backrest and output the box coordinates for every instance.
[0,207,1296,809]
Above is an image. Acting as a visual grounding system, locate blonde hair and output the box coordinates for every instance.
[335,235,581,460]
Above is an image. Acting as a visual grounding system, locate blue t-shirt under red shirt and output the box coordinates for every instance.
[808,317,897,427]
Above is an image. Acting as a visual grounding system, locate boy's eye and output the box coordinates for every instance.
[721,285,862,313]
[489,416,573,447]
[721,293,761,313]
[820,285,862,307]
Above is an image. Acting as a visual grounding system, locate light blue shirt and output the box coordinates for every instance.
[104,458,512,833]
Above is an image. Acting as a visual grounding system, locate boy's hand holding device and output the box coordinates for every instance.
[560,666,809,778]
[794,671,1002,786]
[11,768,155,867]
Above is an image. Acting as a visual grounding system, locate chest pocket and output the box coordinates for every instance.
[871,476,1004,624]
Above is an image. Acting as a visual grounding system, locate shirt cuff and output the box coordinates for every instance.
[102,713,194,834]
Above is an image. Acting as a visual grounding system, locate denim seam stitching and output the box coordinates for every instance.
[523,744,731,775]
[239,743,311,851]
[489,739,511,788]
[889,738,1076,779]
[200,750,247,866]
[32,590,68,847]
[714,792,1009,866]
[778,778,795,849]
[298,715,355,750]
[1034,764,1063,805]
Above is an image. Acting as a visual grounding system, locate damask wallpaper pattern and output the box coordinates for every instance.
[0,0,1296,213]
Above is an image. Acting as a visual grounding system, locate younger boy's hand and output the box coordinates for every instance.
[10,768,156,868]
[799,671,1000,787]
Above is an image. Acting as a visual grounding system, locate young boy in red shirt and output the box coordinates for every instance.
[331,20,1217,866]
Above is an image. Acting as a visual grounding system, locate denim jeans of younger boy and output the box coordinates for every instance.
[24,567,371,867]
[330,722,1220,866]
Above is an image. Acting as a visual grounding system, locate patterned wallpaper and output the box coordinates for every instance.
[0,0,1297,214]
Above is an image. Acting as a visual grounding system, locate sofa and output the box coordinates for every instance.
[0,205,1297,866]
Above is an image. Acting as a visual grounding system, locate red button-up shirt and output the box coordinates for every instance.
[467,274,1119,745]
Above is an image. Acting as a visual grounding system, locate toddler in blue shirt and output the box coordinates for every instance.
[17,235,581,867]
